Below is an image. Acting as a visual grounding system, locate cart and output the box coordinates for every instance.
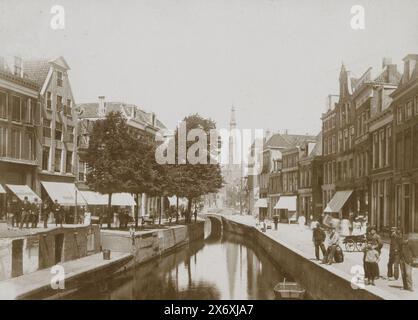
[343,234,367,252]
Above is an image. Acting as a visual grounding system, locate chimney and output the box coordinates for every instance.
[402,54,418,83]
[382,57,392,69]
[13,56,23,77]
[151,112,156,126]
[98,96,106,117]
[387,64,398,83]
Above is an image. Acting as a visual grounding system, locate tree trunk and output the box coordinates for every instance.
[107,193,112,229]
[135,193,139,229]
[159,197,162,225]
[187,197,192,224]
[176,196,179,224]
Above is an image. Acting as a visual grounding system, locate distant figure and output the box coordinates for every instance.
[387,227,402,280]
[79,206,86,224]
[193,209,197,222]
[20,196,31,229]
[42,201,49,228]
[400,236,414,292]
[53,199,63,227]
[348,211,355,235]
[312,222,326,261]
[8,198,16,228]
[31,198,40,228]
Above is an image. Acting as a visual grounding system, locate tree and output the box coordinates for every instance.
[171,114,224,223]
[126,136,170,227]
[84,112,134,228]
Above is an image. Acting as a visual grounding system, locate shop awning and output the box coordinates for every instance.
[110,193,136,206]
[254,198,268,208]
[0,185,5,194]
[274,196,297,211]
[6,184,41,202]
[79,191,108,205]
[41,181,86,206]
[324,190,353,213]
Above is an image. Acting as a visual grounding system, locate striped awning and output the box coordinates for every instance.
[6,184,41,202]
[274,196,297,211]
[41,181,87,206]
[254,198,268,208]
[324,190,353,213]
[79,191,108,205]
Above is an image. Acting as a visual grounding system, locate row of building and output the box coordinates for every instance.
[244,54,418,236]
[0,56,168,220]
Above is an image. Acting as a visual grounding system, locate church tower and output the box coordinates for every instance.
[228,106,237,166]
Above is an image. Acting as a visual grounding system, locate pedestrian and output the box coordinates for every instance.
[312,221,326,261]
[364,243,380,286]
[193,208,197,222]
[53,199,63,227]
[8,198,16,228]
[348,211,355,235]
[20,197,31,229]
[42,200,49,228]
[79,206,86,224]
[13,198,21,228]
[387,227,401,280]
[400,235,414,292]
[324,227,340,265]
[31,198,40,228]
[365,226,383,278]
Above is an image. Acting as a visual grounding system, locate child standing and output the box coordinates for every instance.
[364,243,380,285]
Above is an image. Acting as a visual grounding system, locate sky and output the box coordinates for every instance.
[1,0,418,134]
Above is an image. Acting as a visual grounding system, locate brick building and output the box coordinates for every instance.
[0,57,41,216]
[297,132,323,222]
[391,54,418,234]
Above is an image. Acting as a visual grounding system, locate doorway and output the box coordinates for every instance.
[11,239,24,277]
[54,233,64,264]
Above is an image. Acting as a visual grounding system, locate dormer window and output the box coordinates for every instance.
[57,71,63,87]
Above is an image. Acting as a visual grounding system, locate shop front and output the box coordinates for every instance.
[324,190,353,220]
[274,196,297,223]
[254,198,268,221]
[394,174,418,234]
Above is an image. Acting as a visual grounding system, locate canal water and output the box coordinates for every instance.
[69,219,292,300]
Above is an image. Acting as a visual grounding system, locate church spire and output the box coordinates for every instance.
[229,106,237,130]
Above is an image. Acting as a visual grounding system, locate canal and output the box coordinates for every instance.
[69,219,294,300]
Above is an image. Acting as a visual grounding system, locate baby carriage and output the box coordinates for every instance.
[343,234,367,252]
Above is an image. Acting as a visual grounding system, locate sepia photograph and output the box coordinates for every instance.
[0,0,417,307]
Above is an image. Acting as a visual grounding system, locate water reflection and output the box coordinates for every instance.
[70,226,287,300]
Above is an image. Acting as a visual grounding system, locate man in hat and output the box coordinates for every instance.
[387,227,402,280]
[400,235,414,292]
[53,199,63,227]
[19,196,31,229]
[324,227,340,265]
[312,221,326,261]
